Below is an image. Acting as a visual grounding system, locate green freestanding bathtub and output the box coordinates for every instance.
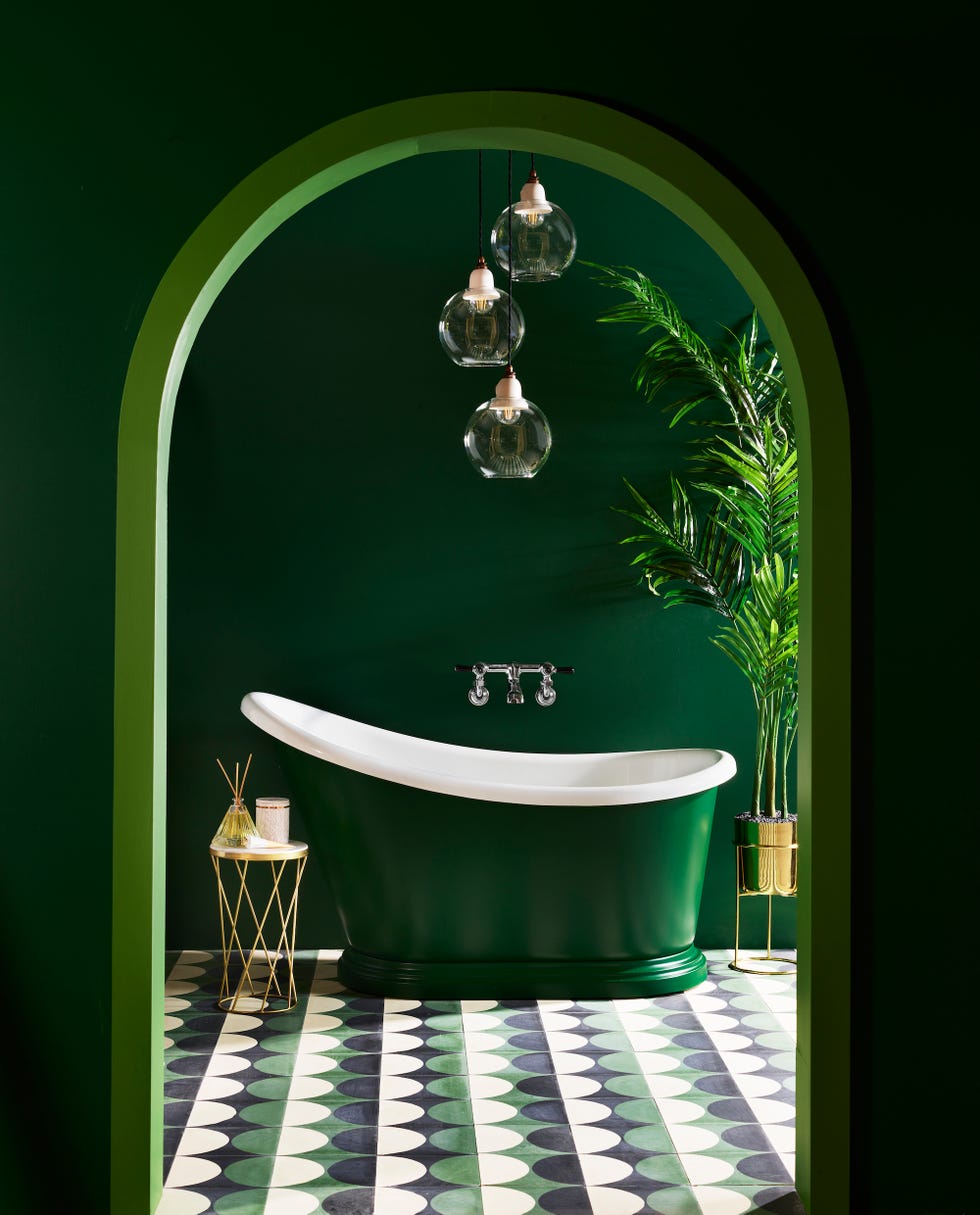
[241,691,736,998]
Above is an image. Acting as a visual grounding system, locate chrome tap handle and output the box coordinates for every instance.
[467,662,490,707]
[536,665,557,706]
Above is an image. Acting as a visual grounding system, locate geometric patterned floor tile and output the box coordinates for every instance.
[160,949,804,1215]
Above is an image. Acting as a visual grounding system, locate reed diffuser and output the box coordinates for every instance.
[211,754,259,848]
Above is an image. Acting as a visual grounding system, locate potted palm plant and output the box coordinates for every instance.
[588,264,799,899]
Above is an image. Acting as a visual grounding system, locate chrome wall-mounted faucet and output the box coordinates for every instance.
[454,662,574,707]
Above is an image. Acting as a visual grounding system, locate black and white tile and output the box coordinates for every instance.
[159,950,802,1214]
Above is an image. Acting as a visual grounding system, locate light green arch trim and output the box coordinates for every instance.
[113,91,850,1214]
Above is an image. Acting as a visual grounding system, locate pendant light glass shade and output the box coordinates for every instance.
[463,368,552,479]
[439,256,525,367]
[491,170,576,282]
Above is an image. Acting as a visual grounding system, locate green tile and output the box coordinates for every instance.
[263,1012,309,1033]
[729,995,774,1014]
[426,1013,464,1032]
[430,1188,485,1215]
[640,1183,713,1213]
[223,1155,276,1187]
[252,1053,299,1077]
[232,1127,283,1154]
[428,1125,478,1154]
[737,1011,782,1031]
[429,1099,477,1126]
[246,1076,293,1099]
[212,1189,273,1214]
[481,1116,556,1146]
[604,1073,659,1098]
[623,1123,676,1153]
[585,1030,635,1052]
[427,1054,470,1076]
[426,1033,467,1054]
[427,1074,471,1100]
[578,1013,622,1031]
[598,1050,684,1076]
[635,1153,691,1185]
[610,1097,663,1126]
[754,1030,795,1051]
[429,1155,482,1185]
[768,1051,796,1073]
[237,1098,338,1128]
[260,1030,344,1054]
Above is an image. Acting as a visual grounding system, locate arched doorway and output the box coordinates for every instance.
[112,91,851,1214]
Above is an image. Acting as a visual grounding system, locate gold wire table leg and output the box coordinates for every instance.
[212,851,306,1013]
[212,854,233,1007]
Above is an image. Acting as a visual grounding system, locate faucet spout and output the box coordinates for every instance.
[506,663,524,704]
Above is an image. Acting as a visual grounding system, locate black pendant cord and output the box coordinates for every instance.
[507,149,514,368]
[477,150,484,261]
[530,151,536,176]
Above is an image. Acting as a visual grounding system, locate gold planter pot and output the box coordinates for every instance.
[735,814,798,896]
[731,813,798,975]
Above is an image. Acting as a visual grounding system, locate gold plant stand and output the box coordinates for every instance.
[210,839,308,1013]
[730,818,798,976]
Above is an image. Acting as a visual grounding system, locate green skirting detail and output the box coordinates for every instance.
[337,945,708,999]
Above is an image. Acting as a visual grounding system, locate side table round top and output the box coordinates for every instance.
[209,839,308,861]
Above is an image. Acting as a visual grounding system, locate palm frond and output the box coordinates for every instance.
[614,477,749,619]
[594,265,800,815]
[691,423,799,564]
[585,263,735,420]
[712,558,798,700]
[587,262,795,449]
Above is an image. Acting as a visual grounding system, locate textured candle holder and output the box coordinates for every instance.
[255,797,290,844]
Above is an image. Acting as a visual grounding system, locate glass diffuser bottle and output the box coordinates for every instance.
[211,756,259,848]
[212,799,259,848]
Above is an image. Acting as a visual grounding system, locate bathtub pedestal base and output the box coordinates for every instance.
[338,945,708,999]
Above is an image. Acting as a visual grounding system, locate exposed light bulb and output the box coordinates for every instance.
[439,257,524,367]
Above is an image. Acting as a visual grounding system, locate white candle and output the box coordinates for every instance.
[255,797,290,844]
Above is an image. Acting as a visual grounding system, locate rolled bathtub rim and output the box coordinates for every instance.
[241,690,737,807]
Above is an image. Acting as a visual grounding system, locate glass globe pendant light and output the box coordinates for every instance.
[464,152,552,479]
[464,364,552,479]
[491,153,576,283]
[439,150,525,367]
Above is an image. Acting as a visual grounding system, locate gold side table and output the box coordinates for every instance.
[209,839,308,1013]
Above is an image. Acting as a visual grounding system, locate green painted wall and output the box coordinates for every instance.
[166,148,793,953]
[0,13,971,1214]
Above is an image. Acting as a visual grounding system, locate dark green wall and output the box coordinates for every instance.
[1,14,971,1214]
[167,148,793,953]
